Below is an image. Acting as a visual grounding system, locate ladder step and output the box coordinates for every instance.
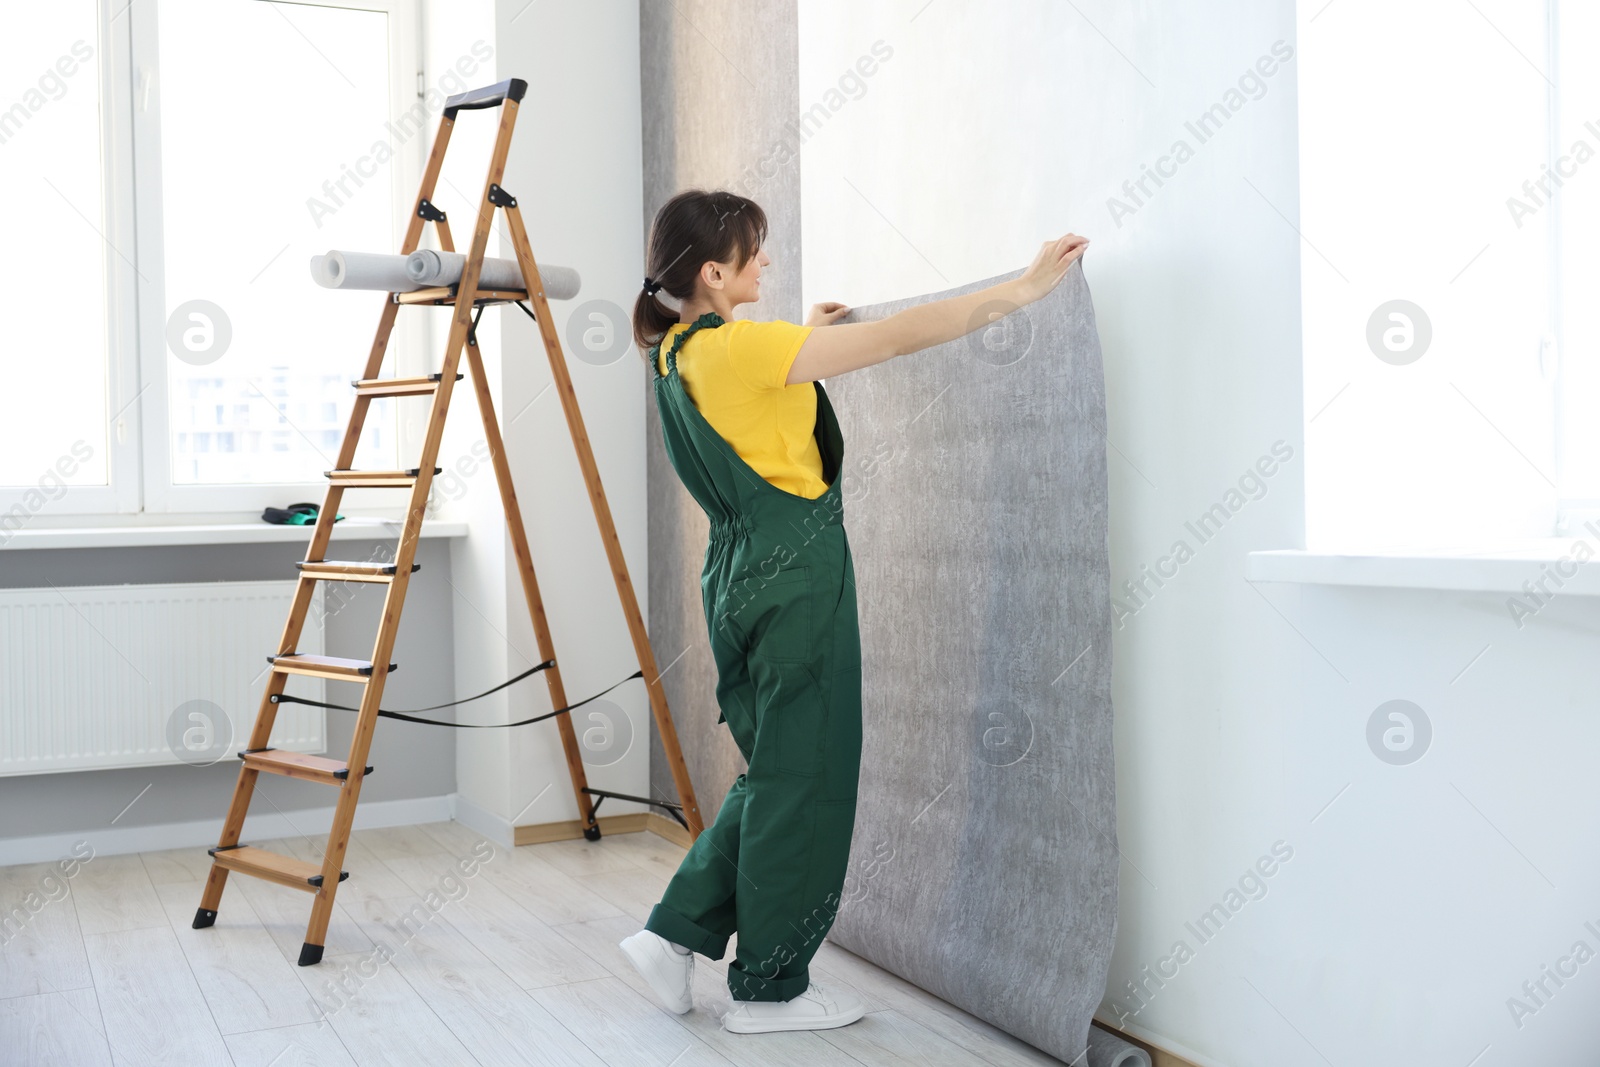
[351,373,463,398]
[296,560,421,584]
[239,747,373,785]
[207,844,348,892]
[325,467,441,488]
[268,653,396,681]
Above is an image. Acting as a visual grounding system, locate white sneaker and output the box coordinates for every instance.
[618,930,694,1014]
[721,980,865,1034]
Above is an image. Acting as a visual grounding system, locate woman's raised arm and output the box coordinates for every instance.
[785,233,1089,384]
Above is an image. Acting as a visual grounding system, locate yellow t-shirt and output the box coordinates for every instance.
[656,318,827,499]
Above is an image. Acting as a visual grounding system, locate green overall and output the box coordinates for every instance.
[643,312,863,1002]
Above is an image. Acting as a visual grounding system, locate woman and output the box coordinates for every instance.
[620,188,1088,1034]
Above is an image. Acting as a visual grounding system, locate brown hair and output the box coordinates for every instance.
[632,188,768,358]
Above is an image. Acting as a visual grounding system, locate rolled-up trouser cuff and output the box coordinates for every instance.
[727,961,811,1002]
[644,902,729,960]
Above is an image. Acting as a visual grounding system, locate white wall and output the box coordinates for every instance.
[800,2,1600,1065]
[443,0,650,841]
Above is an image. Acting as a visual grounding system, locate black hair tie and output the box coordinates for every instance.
[643,276,664,296]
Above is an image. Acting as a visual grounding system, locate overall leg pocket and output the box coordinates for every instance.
[748,657,825,778]
[740,567,825,777]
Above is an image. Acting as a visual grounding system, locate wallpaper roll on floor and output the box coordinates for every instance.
[405,249,582,300]
[1087,1025,1154,1067]
[820,261,1117,1067]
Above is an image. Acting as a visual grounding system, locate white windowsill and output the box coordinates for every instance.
[1246,540,1600,595]
[1,516,470,551]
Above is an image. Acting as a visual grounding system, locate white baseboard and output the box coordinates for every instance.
[1096,1014,1219,1067]
[451,791,517,850]
[0,793,456,868]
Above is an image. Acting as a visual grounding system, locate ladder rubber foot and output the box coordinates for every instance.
[583,825,602,842]
[299,942,325,967]
[192,907,218,929]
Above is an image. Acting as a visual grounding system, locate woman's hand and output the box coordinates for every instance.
[805,301,851,328]
[1014,233,1090,304]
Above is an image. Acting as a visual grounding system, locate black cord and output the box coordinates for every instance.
[272,662,646,728]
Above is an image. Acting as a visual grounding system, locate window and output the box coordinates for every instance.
[0,4,126,511]
[1552,0,1600,524]
[1,0,425,521]
[1298,0,1592,549]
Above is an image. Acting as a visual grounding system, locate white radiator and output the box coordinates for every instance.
[0,581,328,776]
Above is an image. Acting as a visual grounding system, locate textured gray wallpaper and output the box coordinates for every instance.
[821,262,1120,1066]
[639,0,803,817]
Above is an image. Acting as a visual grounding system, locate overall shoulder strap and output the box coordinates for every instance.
[664,312,726,374]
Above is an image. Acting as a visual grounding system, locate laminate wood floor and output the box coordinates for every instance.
[0,821,1070,1065]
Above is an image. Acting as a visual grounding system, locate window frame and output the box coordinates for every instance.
[1297,0,1584,547]
[134,0,425,516]
[0,3,142,517]
[1548,0,1600,534]
[4,0,428,521]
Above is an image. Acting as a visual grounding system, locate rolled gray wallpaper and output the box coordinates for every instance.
[1089,1023,1155,1067]
[820,261,1120,1066]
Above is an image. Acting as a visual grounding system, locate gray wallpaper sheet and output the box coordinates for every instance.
[819,262,1121,1065]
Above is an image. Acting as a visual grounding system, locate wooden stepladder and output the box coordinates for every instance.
[193,78,704,966]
